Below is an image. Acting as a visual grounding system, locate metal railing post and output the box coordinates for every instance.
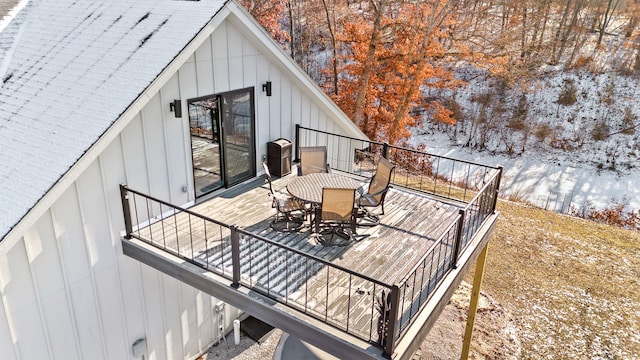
[230,225,241,288]
[383,142,389,160]
[120,184,133,239]
[384,285,400,358]
[492,166,503,214]
[294,124,301,162]
[452,209,466,269]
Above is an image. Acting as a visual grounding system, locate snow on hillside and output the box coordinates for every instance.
[411,67,640,213]
[412,133,639,213]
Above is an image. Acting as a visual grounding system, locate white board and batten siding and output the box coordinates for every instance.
[0,9,362,360]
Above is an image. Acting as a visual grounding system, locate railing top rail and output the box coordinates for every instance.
[123,185,392,289]
[390,147,501,170]
[124,185,230,228]
[297,124,371,143]
[397,213,462,286]
[297,125,502,170]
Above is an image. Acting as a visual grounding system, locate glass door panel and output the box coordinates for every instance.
[220,89,255,186]
[188,96,223,197]
[188,88,255,198]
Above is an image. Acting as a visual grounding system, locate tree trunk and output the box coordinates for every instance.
[597,0,621,47]
[551,0,573,64]
[288,0,295,61]
[321,0,339,95]
[520,0,528,58]
[353,0,387,128]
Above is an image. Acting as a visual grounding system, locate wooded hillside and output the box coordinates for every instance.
[241,0,640,145]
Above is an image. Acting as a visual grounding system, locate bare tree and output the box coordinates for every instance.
[551,0,589,64]
[287,0,295,60]
[624,0,640,37]
[321,0,340,95]
[595,0,622,46]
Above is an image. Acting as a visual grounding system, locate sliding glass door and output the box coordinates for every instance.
[188,88,256,198]
[220,89,255,185]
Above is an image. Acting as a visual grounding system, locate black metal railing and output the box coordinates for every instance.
[394,215,461,338]
[120,126,502,357]
[294,124,503,350]
[120,184,394,347]
[295,124,502,205]
[457,168,502,251]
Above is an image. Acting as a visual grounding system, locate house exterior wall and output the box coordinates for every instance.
[0,15,360,360]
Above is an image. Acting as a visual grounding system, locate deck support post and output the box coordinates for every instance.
[230,226,240,288]
[460,242,489,360]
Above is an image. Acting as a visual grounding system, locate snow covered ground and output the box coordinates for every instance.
[411,131,640,213]
[411,65,640,214]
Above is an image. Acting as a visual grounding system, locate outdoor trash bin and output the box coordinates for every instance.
[267,138,292,177]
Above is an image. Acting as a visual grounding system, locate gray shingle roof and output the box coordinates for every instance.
[0,0,228,240]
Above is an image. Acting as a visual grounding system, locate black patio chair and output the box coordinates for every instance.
[357,157,395,226]
[263,162,306,232]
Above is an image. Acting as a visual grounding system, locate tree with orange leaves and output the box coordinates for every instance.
[239,0,289,48]
[332,0,465,144]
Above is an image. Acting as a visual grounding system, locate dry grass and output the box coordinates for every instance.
[385,168,638,358]
[392,171,482,203]
[472,200,640,359]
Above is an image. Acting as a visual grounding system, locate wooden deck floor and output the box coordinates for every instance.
[190,174,461,284]
[129,172,463,344]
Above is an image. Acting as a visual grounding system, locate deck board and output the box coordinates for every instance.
[133,172,462,343]
[139,173,461,283]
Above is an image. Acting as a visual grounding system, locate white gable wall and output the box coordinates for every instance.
[0,121,222,360]
[0,7,363,360]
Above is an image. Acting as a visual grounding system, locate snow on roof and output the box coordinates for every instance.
[0,0,228,240]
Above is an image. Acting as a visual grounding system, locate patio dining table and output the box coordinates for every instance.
[286,173,363,204]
